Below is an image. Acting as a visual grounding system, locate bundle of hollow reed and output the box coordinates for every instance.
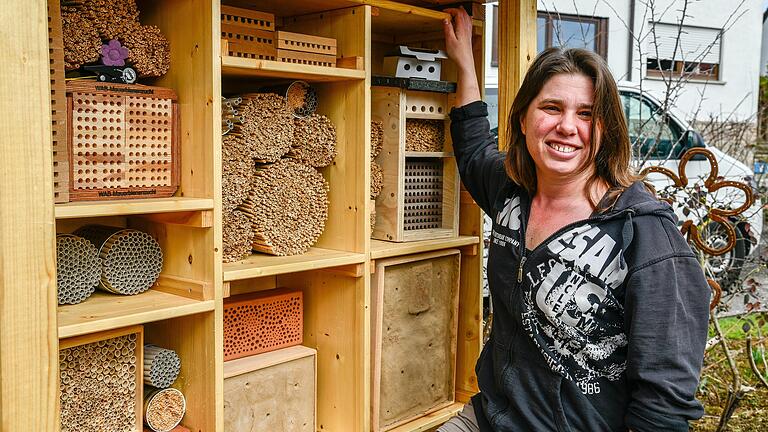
[405,119,445,152]
[143,345,181,389]
[371,120,384,159]
[370,199,377,232]
[56,234,100,305]
[288,113,337,167]
[82,0,140,40]
[238,160,329,256]
[144,387,186,432]
[222,134,254,214]
[61,9,101,70]
[119,24,171,77]
[221,96,244,135]
[74,225,163,295]
[235,93,294,163]
[59,333,138,432]
[222,210,254,263]
[371,160,383,199]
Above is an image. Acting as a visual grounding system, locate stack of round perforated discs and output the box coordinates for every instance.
[143,345,181,389]
[74,225,163,295]
[56,234,101,305]
[238,159,329,256]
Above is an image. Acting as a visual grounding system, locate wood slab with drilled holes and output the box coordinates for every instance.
[277,31,337,56]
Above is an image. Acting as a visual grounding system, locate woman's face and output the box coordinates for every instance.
[521,73,597,182]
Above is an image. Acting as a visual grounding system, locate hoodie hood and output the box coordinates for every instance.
[604,181,674,221]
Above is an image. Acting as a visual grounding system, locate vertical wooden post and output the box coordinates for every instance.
[497,0,537,151]
[0,1,59,430]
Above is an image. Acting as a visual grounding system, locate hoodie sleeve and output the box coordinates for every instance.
[449,100,508,216]
[623,222,709,431]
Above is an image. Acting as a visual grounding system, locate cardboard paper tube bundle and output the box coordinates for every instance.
[56,234,100,305]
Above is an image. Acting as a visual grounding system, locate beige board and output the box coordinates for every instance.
[372,249,461,431]
[223,346,316,432]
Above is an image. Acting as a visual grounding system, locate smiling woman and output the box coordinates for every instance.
[438,7,711,432]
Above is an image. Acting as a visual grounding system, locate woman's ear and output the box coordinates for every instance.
[519,115,526,135]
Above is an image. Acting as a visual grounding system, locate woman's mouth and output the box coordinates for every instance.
[546,142,579,154]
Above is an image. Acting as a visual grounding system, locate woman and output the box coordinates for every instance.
[439,8,709,432]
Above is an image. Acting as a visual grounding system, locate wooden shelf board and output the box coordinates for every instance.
[58,290,215,339]
[387,402,465,432]
[405,112,448,120]
[221,56,365,82]
[223,345,316,379]
[404,151,453,158]
[223,247,367,281]
[55,197,214,219]
[370,235,479,260]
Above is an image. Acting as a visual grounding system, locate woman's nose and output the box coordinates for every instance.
[556,112,578,135]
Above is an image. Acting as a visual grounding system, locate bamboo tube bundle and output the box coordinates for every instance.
[221,96,244,135]
[371,160,383,200]
[144,387,186,432]
[238,160,329,256]
[61,8,101,70]
[81,0,140,40]
[235,93,294,162]
[56,234,100,305]
[59,333,138,432]
[371,120,384,159]
[74,225,163,295]
[223,209,254,263]
[288,113,337,167]
[222,134,254,214]
[119,24,171,77]
[143,345,181,388]
[405,119,445,152]
[286,81,318,118]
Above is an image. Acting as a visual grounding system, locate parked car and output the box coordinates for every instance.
[486,87,763,290]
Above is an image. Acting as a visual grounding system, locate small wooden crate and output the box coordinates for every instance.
[48,0,68,203]
[371,249,461,431]
[220,5,276,60]
[223,289,303,361]
[66,80,180,201]
[277,31,337,67]
[59,325,144,432]
[371,86,459,242]
[224,345,316,431]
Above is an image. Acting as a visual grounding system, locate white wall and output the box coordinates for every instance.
[485,0,763,122]
[761,11,768,75]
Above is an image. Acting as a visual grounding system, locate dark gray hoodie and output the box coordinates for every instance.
[450,101,709,431]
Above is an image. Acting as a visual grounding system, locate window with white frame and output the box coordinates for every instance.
[646,23,722,80]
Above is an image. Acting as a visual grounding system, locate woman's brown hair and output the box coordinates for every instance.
[504,47,640,210]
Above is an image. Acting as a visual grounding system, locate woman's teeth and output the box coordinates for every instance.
[547,143,576,153]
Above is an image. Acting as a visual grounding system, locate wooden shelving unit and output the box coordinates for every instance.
[2,0,544,430]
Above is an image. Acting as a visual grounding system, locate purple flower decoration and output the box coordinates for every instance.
[101,39,129,66]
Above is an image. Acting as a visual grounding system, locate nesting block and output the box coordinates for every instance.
[66,80,179,201]
[371,87,459,242]
[372,250,461,431]
[224,345,316,432]
[59,326,144,432]
[277,31,337,67]
[223,289,304,361]
[48,0,69,203]
[220,5,276,60]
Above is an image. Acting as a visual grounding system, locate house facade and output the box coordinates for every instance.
[484,0,763,133]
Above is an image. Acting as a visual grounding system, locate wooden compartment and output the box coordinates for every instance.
[223,289,304,361]
[59,325,144,432]
[371,249,461,431]
[66,81,180,201]
[371,86,459,242]
[224,345,317,431]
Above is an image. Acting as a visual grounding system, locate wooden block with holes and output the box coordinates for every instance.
[223,289,303,361]
[371,86,459,242]
[220,5,275,32]
[371,249,461,431]
[224,345,316,432]
[220,6,276,60]
[48,0,69,202]
[66,80,179,201]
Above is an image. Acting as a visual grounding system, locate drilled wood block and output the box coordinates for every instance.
[66,81,179,201]
[372,250,461,431]
[221,23,276,60]
[277,49,336,68]
[49,0,69,202]
[59,326,144,432]
[224,346,316,432]
[403,159,443,231]
[220,5,275,32]
[223,289,303,361]
[277,31,337,56]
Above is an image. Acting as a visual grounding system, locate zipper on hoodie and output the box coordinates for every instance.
[517,255,527,283]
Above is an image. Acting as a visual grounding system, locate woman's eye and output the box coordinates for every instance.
[579,111,593,118]
[542,105,559,112]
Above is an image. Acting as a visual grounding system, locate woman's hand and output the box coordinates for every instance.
[443,7,480,107]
